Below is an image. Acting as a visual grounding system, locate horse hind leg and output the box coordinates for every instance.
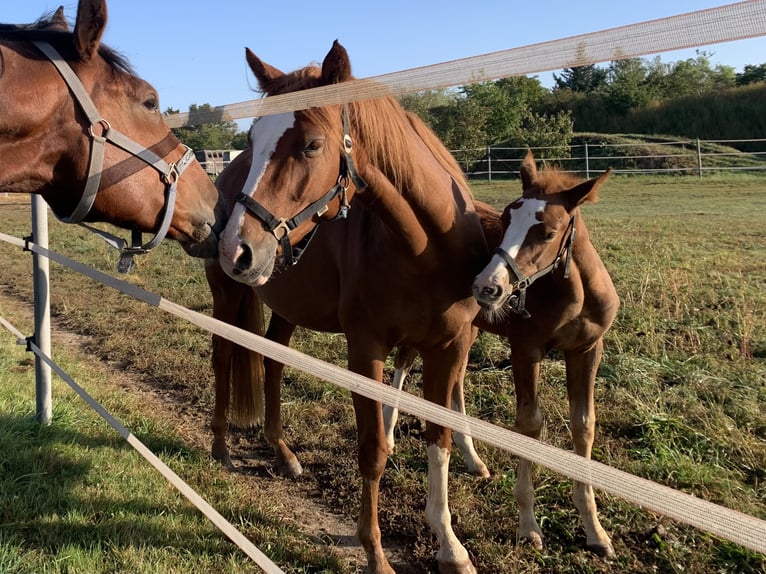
[450,337,489,478]
[263,312,302,478]
[383,346,418,454]
[207,260,263,470]
[565,340,615,558]
[210,333,235,469]
[385,345,489,477]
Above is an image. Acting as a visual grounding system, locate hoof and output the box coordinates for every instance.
[437,560,477,574]
[274,458,303,478]
[587,541,616,559]
[211,448,234,471]
[520,531,544,551]
[469,463,491,479]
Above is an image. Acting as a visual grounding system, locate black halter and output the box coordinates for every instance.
[493,215,577,319]
[235,105,367,267]
[34,41,196,273]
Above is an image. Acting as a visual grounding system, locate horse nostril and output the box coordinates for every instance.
[234,242,253,274]
[482,285,500,298]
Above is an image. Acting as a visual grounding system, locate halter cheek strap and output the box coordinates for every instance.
[33,41,194,273]
[495,215,577,319]
[236,105,367,268]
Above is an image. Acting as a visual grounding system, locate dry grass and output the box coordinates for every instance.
[0,173,764,573]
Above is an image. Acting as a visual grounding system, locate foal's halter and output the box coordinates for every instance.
[493,214,577,319]
[235,105,367,267]
[33,41,196,273]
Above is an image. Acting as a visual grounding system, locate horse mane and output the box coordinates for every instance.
[259,63,469,197]
[0,10,134,75]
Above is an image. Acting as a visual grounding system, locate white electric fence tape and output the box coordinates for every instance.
[164,1,766,128]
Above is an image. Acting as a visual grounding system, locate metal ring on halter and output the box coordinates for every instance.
[88,118,111,138]
[272,220,291,241]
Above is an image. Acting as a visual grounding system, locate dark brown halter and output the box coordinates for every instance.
[493,214,577,319]
[33,40,196,273]
[235,105,367,267]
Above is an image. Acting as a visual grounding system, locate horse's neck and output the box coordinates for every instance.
[0,48,68,195]
[359,163,486,266]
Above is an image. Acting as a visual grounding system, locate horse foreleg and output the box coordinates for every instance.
[349,345,394,574]
[565,339,615,558]
[383,346,417,454]
[422,341,477,574]
[511,346,545,550]
[263,313,302,478]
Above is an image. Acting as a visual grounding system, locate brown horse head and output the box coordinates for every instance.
[218,41,366,285]
[0,0,223,257]
[473,150,610,312]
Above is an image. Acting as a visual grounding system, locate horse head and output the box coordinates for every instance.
[473,150,610,315]
[0,0,223,259]
[218,41,367,286]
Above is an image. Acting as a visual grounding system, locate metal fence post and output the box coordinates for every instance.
[696,138,703,178]
[487,146,492,183]
[31,194,52,425]
[584,142,590,179]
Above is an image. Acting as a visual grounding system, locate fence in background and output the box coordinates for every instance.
[454,137,766,181]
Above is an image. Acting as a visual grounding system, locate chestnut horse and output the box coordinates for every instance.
[209,41,488,573]
[387,152,618,557]
[0,0,222,260]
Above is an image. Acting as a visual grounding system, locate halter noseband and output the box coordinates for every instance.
[34,41,196,273]
[493,215,577,319]
[235,105,367,268]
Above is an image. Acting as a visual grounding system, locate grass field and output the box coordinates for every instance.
[0,173,765,573]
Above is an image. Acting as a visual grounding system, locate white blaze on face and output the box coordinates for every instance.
[475,197,546,289]
[219,113,296,263]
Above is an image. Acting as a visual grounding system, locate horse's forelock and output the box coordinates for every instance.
[261,65,323,96]
[533,166,583,196]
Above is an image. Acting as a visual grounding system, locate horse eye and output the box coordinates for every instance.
[545,230,556,241]
[143,96,159,112]
[304,138,324,158]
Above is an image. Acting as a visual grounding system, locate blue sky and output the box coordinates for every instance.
[8,1,766,123]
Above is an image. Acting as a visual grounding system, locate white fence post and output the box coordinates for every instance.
[31,195,52,425]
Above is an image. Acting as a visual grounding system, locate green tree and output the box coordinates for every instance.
[736,63,766,86]
[166,104,245,150]
[663,52,734,97]
[399,89,454,129]
[553,64,608,93]
[605,58,652,114]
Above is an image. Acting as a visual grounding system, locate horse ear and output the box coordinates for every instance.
[519,149,537,194]
[321,40,353,85]
[73,0,107,61]
[245,48,285,94]
[567,168,611,208]
[50,7,69,31]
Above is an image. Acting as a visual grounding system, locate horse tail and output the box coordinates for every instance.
[228,287,266,426]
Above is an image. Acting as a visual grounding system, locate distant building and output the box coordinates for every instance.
[195,150,243,176]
